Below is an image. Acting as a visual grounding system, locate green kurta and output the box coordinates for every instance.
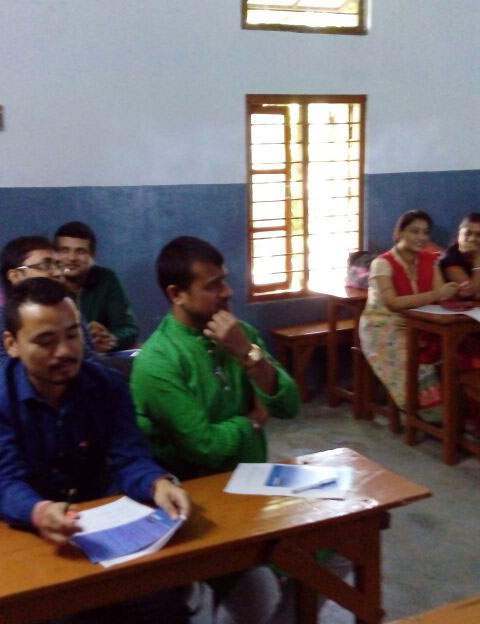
[79,265,139,351]
[130,313,299,479]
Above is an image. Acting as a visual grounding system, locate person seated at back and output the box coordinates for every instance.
[0,235,96,366]
[439,212,480,299]
[130,236,299,481]
[359,210,458,411]
[54,221,138,352]
[0,277,192,623]
[439,213,480,425]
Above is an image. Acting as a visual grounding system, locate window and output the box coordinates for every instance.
[242,0,366,35]
[247,94,366,299]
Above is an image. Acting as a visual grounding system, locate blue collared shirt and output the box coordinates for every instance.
[0,359,167,526]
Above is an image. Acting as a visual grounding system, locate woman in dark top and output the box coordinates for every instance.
[439,213,480,299]
[440,213,480,435]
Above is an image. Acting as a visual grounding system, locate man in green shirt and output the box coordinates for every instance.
[131,236,299,480]
[55,221,138,352]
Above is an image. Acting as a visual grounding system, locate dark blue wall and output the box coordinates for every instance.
[1,169,479,341]
[365,169,480,250]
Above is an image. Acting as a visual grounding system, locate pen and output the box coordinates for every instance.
[291,479,337,494]
[64,488,77,518]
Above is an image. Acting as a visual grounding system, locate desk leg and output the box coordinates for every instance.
[294,582,318,624]
[327,299,341,407]
[405,325,419,446]
[352,305,366,419]
[442,331,459,465]
[272,515,385,624]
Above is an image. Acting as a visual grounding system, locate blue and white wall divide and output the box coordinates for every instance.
[1,1,479,338]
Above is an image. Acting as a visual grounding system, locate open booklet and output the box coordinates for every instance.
[224,463,353,498]
[70,496,185,568]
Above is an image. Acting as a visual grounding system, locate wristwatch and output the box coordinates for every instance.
[244,343,264,368]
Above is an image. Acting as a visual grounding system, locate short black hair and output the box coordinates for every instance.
[459,213,480,229]
[5,277,72,336]
[54,221,96,254]
[393,210,433,242]
[0,236,55,291]
[156,236,224,299]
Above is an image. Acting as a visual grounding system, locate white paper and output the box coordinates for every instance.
[464,308,480,323]
[76,497,153,533]
[411,304,480,323]
[411,305,462,315]
[224,463,353,499]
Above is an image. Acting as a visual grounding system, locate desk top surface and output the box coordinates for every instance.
[320,286,368,301]
[0,448,430,604]
[404,308,480,326]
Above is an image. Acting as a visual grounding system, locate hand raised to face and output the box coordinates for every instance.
[203,311,251,360]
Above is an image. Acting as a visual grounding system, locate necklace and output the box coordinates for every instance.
[394,246,418,288]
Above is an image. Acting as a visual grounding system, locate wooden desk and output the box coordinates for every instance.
[389,594,480,623]
[404,309,480,465]
[324,287,368,417]
[0,449,430,624]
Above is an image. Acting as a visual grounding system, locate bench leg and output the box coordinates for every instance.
[292,345,316,402]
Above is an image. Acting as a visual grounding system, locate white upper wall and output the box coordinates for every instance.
[0,0,479,187]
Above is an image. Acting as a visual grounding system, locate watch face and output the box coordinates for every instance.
[248,344,263,363]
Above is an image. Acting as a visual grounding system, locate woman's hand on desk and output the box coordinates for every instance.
[458,280,475,298]
[152,478,191,520]
[436,282,459,301]
[32,501,81,545]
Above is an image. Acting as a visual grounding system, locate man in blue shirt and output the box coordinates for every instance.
[0,278,192,622]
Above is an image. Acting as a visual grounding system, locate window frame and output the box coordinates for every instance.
[241,1,367,35]
[246,93,366,302]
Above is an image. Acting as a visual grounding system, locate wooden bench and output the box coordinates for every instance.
[389,594,480,623]
[271,319,354,402]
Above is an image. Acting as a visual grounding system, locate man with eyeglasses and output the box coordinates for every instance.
[0,235,96,365]
[1,237,66,284]
[54,221,138,353]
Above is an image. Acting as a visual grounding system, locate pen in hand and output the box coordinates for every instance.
[64,488,80,520]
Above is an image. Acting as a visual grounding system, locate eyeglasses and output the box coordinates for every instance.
[462,228,480,239]
[15,259,67,273]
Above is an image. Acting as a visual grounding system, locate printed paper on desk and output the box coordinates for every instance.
[411,305,461,315]
[71,497,185,567]
[411,304,480,323]
[224,463,353,498]
[464,308,480,323]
